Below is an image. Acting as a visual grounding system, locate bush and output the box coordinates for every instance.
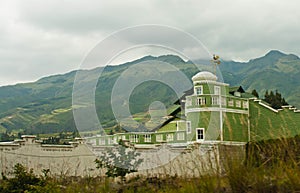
[95,145,143,180]
[0,163,44,192]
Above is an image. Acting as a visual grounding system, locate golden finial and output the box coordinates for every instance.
[212,54,221,75]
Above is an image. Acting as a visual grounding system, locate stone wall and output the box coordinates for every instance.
[0,139,246,178]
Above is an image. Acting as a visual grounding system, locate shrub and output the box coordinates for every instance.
[95,145,143,180]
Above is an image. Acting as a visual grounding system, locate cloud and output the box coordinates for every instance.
[0,0,300,85]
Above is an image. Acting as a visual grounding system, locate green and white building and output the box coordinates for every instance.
[86,69,300,148]
[183,71,249,143]
[86,71,253,147]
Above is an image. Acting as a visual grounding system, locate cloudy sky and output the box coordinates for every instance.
[1,0,299,86]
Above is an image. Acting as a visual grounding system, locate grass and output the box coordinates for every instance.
[250,101,300,141]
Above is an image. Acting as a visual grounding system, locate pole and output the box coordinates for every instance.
[219,89,223,141]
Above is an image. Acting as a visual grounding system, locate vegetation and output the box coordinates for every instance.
[220,50,300,108]
[2,135,300,192]
[263,90,288,109]
[249,101,300,141]
[251,89,259,98]
[0,163,48,193]
[95,144,143,180]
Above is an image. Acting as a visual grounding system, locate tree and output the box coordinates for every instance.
[264,90,269,102]
[0,132,10,142]
[251,89,259,98]
[263,89,289,109]
[95,145,143,180]
[0,163,44,192]
[282,98,288,106]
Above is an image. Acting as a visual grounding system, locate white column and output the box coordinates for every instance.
[219,91,223,141]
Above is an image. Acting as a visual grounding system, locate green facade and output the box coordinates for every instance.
[86,71,300,147]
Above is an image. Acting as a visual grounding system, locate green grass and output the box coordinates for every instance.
[250,101,300,141]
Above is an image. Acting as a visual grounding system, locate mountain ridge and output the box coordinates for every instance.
[0,50,299,134]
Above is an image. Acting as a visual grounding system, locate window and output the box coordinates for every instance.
[144,134,151,143]
[214,86,220,95]
[100,138,105,145]
[156,134,163,142]
[196,128,205,141]
[166,133,174,142]
[221,97,226,106]
[90,139,96,146]
[243,101,248,109]
[195,86,203,95]
[121,135,126,140]
[177,132,185,141]
[186,121,191,133]
[176,121,185,131]
[130,135,139,143]
[212,97,220,105]
[186,97,192,106]
[113,137,117,144]
[107,137,113,144]
[235,100,241,108]
[228,99,234,107]
[196,97,206,105]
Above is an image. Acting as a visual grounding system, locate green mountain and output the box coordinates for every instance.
[220,50,300,106]
[0,50,299,134]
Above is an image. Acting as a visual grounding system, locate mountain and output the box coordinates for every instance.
[0,50,299,134]
[220,50,300,106]
[0,55,199,134]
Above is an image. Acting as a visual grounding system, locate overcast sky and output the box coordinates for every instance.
[1,0,299,86]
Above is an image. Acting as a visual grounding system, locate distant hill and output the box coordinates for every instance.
[219,50,300,107]
[0,50,299,134]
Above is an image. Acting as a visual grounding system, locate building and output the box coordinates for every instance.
[1,70,300,177]
[86,71,251,147]
[85,69,300,147]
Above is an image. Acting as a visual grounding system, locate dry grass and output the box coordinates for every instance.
[2,136,300,192]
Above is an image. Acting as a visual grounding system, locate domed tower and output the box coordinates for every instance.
[184,70,250,143]
[184,71,229,142]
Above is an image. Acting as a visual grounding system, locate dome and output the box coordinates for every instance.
[192,71,217,82]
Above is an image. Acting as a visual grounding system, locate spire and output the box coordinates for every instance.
[211,54,221,75]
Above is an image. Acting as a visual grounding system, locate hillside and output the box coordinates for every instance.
[0,55,199,134]
[0,50,299,134]
[220,50,300,106]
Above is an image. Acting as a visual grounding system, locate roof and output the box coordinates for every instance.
[241,92,256,98]
[229,86,245,94]
[21,135,37,138]
[192,71,217,82]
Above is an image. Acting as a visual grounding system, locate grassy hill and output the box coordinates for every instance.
[0,55,199,134]
[0,50,299,135]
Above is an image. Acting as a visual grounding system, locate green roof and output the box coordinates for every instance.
[241,92,256,98]
[158,122,177,132]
